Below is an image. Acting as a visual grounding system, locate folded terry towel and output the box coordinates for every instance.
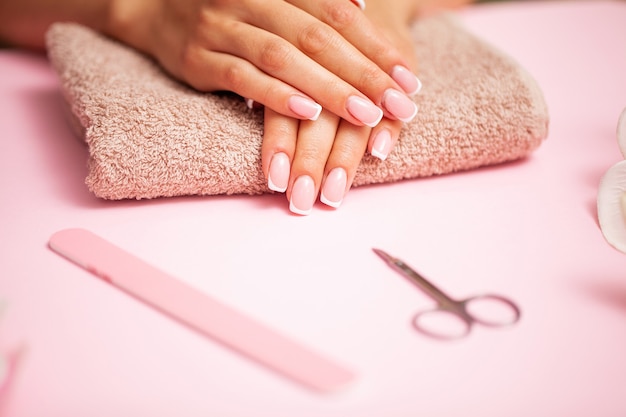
[45,14,548,200]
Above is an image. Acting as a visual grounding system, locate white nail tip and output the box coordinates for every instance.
[289,201,312,216]
[412,77,423,96]
[320,193,342,208]
[370,149,387,161]
[398,104,419,123]
[366,108,384,128]
[351,0,366,10]
[309,103,323,121]
[268,177,287,193]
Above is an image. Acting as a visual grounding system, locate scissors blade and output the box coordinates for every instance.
[372,248,456,307]
[372,248,396,265]
[372,248,414,276]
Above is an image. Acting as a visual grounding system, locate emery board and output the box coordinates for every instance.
[49,228,355,392]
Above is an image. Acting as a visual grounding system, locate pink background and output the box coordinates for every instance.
[2,1,626,415]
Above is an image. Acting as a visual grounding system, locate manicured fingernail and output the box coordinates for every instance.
[289,175,315,215]
[371,129,392,161]
[268,152,290,192]
[349,0,366,10]
[382,89,418,123]
[245,98,255,109]
[391,65,422,96]
[346,96,383,127]
[288,95,322,121]
[320,168,348,208]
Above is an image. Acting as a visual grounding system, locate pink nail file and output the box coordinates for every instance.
[49,228,355,392]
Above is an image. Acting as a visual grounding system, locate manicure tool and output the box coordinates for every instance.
[373,249,521,340]
[49,228,355,392]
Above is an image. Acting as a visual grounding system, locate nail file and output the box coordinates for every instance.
[48,228,355,392]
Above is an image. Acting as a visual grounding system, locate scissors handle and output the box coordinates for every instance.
[373,249,521,340]
[412,306,472,339]
[460,294,521,327]
[412,294,521,340]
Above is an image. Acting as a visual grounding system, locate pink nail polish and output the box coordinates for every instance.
[371,129,392,161]
[382,89,418,123]
[391,65,422,96]
[268,152,290,192]
[346,96,383,127]
[320,168,348,208]
[288,95,323,121]
[289,175,316,215]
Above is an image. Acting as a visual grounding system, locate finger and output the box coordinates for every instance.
[319,119,371,208]
[367,118,404,161]
[182,47,324,121]
[348,0,366,10]
[203,17,388,127]
[262,107,299,193]
[288,0,422,95]
[319,116,404,209]
[288,110,341,215]
[248,1,418,119]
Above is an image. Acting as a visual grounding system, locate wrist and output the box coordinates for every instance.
[105,0,156,55]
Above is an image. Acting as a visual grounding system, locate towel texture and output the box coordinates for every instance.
[45,15,548,200]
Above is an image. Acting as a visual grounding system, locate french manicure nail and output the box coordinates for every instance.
[391,65,422,96]
[288,95,323,121]
[320,168,348,208]
[349,0,366,10]
[289,175,316,215]
[346,96,384,127]
[268,152,290,192]
[382,89,418,123]
[371,129,392,161]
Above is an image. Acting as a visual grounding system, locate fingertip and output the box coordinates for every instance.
[391,65,422,96]
[349,0,366,11]
[370,129,392,161]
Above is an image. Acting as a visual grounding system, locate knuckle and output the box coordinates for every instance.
[334,144,363,166]
[297,148,324,171]
[259,39,292,72]
[358,63,385,91]
[271,119,297,139]
[179,44,202,84]
[221,62,248,92]
[258,84,277,110]
[298,22,334,56]
[322,2,358,30]
[370,41,393,64]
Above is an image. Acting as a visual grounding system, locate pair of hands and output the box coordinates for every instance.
[110,0,420,214]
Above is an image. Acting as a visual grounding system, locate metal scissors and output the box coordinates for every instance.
[373,249,521,340]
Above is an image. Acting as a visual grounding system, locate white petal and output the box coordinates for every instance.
[598,160,626,253]
[617,107,626,157]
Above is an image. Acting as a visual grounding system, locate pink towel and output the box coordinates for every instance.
[45,14,548,200]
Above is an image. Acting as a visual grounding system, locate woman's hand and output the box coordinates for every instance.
[262,110,407,215]
[261,1,419,214]
[108,0,419,127]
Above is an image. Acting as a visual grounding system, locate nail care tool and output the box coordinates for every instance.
[49,228,355,391]
[373,249,521,340]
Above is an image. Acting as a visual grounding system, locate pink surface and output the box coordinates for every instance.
[48,228,355,392]
[1,1,626,416]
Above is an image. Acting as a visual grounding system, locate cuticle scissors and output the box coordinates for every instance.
[373,249,521,340]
